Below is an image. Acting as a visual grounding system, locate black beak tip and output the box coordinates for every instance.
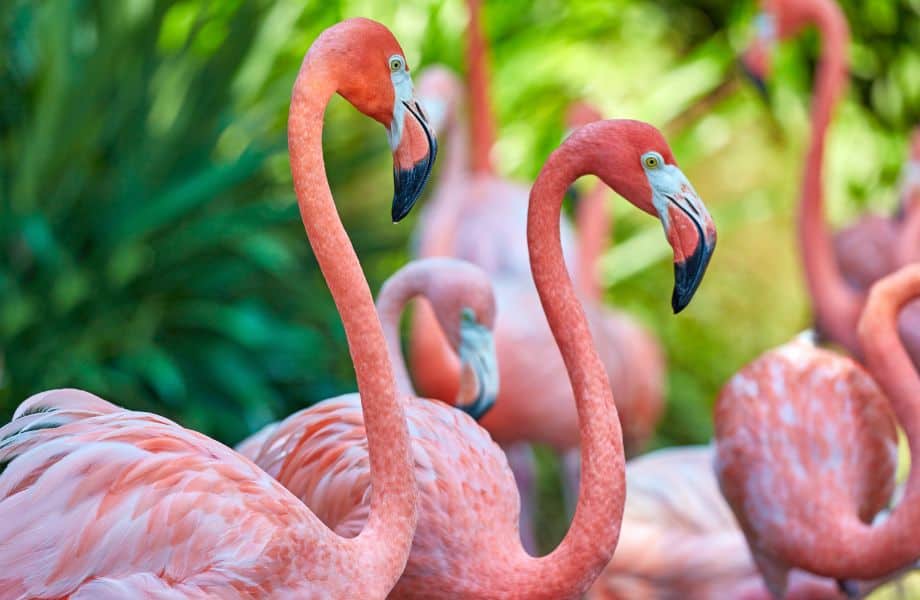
[458,395,496,422]
[671,240,716,314]
[391,148,437,223]
[738,58,769,102]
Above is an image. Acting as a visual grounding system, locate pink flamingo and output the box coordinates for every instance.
[741,0,920,367]
[241,118,716,598]
[0,18,437,597]
[833,127,920,290]
[586,446,854,599]
[714,263,920,597]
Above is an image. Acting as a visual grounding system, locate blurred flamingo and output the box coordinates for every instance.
[0,18,437,598]
[242,119,716,598]
[715,264,920,597]
[741,0,920,367]
[585,445,868,599]
[834,127,920,290]
[409,0,669,549]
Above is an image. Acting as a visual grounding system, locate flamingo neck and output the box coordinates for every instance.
[466,0,497,175]
[511,141,626,598]
[797,2,862,353]
[376,270,428,397]
[575,180,612,301]
[287,56,416,580]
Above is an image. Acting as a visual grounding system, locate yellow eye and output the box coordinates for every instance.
[644,156,660,169]
[389,57,404,72]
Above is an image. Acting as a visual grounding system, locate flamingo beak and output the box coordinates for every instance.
[740,52,769,102]
[666,189,717,313]
[391,100,437,222]
[648,167,716,312]
[454,309,499,421]
[741,13,776,102]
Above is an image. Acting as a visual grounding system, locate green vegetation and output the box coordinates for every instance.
[1,0,918,457]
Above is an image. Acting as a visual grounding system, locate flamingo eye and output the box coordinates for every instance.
[643,154,661,169]
[389,55,405,72]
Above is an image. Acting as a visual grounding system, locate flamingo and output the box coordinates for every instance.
[0,18,437,598]
[409,0,674,550]
[740,0,920,367]
[833,127,920,290]
[585,446,853,599]
[241,118,716,599]
[714,263,920,597]
[238,255,501,465]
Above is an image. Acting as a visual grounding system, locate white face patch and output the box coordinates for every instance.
[756,12,777,43]
[640,151,710,234]
[387,54,414,151]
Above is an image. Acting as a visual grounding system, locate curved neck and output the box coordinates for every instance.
[288,57,416,575]
[376,271,426,397]
[797,5,862,354]
[466,0,496,175]
[803,269,920,578]
[576,179,612,301]
[512,143,625,597]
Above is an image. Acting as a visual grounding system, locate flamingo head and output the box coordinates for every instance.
[422,258,498,420]
[579,120,717,312]
[320,18,437,222]
[742,0,845,98]
[740,6,779,98]
[414,66,464,136]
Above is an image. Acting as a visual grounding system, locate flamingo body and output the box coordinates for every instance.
[239,396,527,599]
[714,339,898,595]
[0,390,396,599]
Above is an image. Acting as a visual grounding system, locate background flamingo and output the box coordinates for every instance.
[586,446,847,599]
[409,0,676,549]
[715,264,920,597]
[741,0,920,368]
[242,118,715,599]
[0,18,437,597]
[834,127,920,290]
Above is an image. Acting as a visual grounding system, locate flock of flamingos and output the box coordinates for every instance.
[3,0,920,597]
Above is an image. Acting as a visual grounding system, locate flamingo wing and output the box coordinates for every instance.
[0,392,330,598]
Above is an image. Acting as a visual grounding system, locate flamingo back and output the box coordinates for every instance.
[237,394,528,599]
[714,340,898,594]
[0,390,374,598]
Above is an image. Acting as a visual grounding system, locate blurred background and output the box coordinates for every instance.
[1,0,919,570]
